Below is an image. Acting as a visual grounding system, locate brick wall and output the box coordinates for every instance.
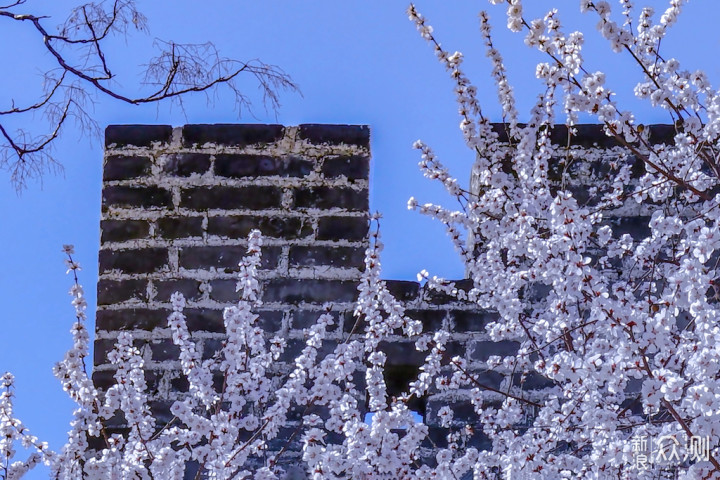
[94,122,675,461]
[95,124,370,426]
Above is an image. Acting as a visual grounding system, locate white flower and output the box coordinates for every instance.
[437,406,454,428]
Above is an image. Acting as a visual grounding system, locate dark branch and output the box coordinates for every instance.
[0,0,298,190]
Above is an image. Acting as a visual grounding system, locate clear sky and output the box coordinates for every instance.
[1,1,718,477]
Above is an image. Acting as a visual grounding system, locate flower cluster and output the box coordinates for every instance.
[403,1,720,478]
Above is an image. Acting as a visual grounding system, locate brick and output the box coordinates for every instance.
[321,155,370,180]
[139,373,189,398]
[255,310,285,332]
[212,290,292,320]
[214,154,312,178]
[180,186,282,210]
[145,371,186,397]
[162,153,211,176]
[440,341,465,362]
[567,185,593,205]
[97,279,147,305]
[290,309,349,331]
[182,124,284,147]
[154,279,202,302]
[149,339,181,362]
[202,339,224,360]
[426,398,477,426]
[100,220,150,243]
[267,426,304,452]
[208,279,238,303]
[341,311,363,333]
[103,155,152,181]
[604,216,652,240]
[156,216,204,239]
[449,310,499,332]
[460,370,505,392]
[422,278,474,305]
[94,338,118,366]
[491,123,674,148]
[317,216,368,241]
[288,246,365,268]
[170,374,190,393]
[406,309,445,332]
[379,339,463,365]
[96,308,171,331]
[378,340,426,366]
[105,125,172,147]
[385,280,420,301]
[384,364,420,400]
[514,372,554,390]
[647,124,676,145]
[99,248,168,274]
[298,124,369,147]
[469,340,521,362]
[286,404,333,423]
[92,370,116,391]
[208,215,311,240]
[294,187,368,211]
[262,279,359,304]
[102,186,172,209]
[149,400,175,425]
[179,246,280,270]
[184,308,225,333]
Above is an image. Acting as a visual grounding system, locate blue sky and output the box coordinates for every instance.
[0,1,718,477]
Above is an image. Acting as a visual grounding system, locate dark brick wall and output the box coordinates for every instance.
[96,124,370,399]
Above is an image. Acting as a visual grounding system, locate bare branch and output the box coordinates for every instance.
[0,0,297,189]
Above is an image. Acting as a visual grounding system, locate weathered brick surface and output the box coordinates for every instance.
[97,308,172,331]
[207,279,239,303]
[103,186,172,209]
[214,154,313,178]
[208,215,312,240]
[156,216,204,239]
[316,215,368,240]
[180,186,283,210]
[294,186,368,210]
[262,279,360,304]
[105,125,172,147]
[298,124,370,147]
[179,245,281,270]
[182,124,285,147]
[288,246,365,268]
[468,340,521,362]
[100,220,150,243]
[161,153,212,176]
[97,279,148,305]
[99,248,168,274]
[321,155,370,180]
[490,122,675,147]
[183,308,225,333]
[104,155,152,181]
[154,279,202,302]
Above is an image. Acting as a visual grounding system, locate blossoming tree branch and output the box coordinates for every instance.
[3,0,720,478]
